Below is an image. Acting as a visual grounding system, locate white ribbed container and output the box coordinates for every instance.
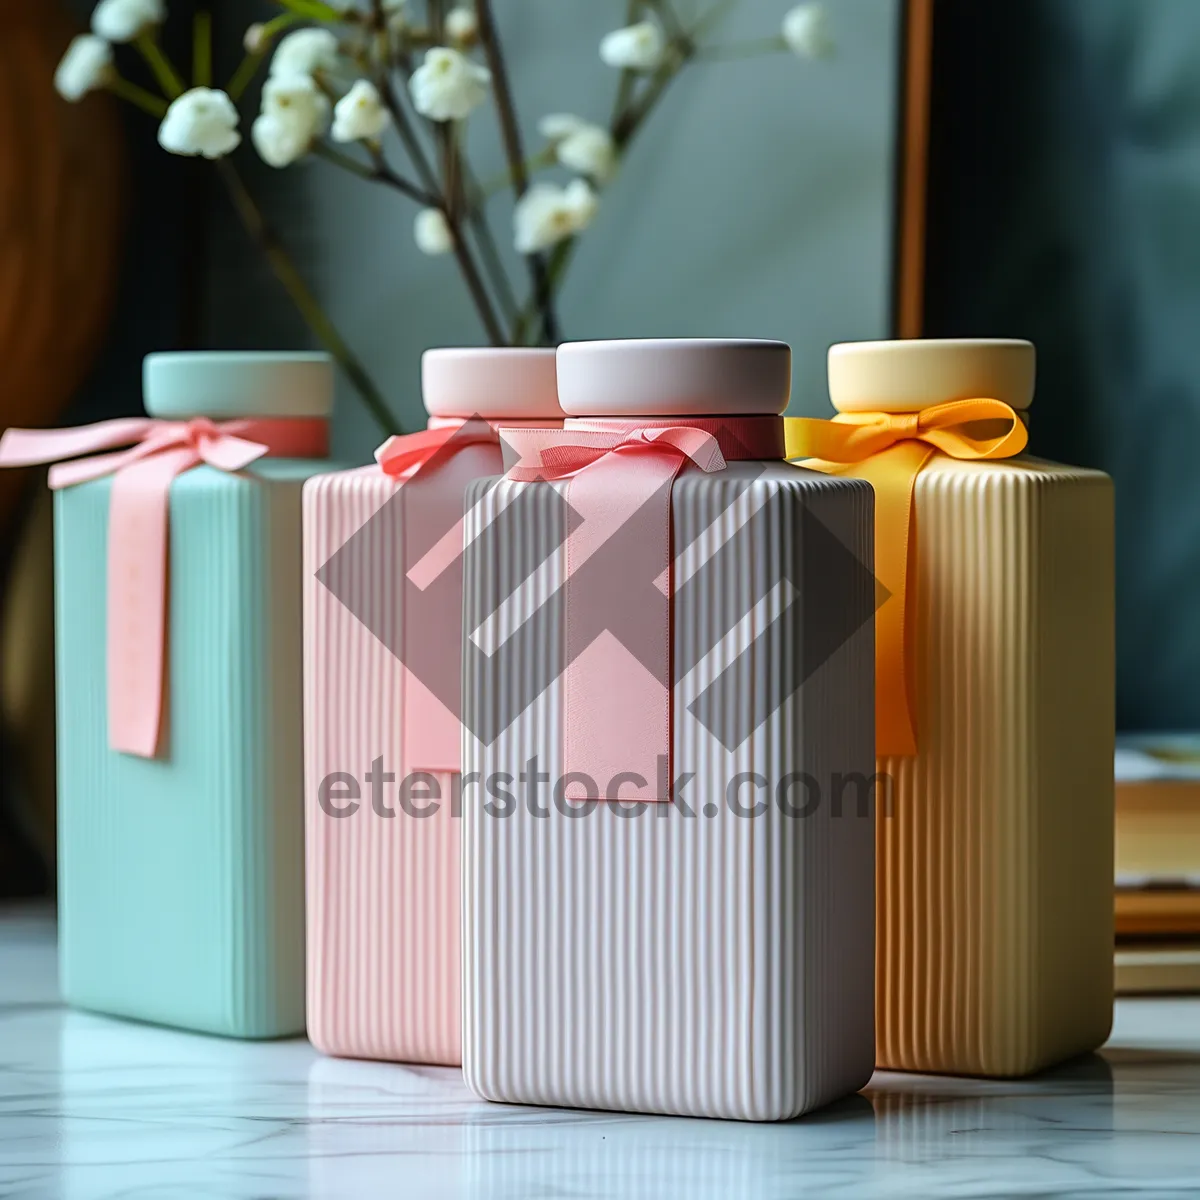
[460,340,877,1120]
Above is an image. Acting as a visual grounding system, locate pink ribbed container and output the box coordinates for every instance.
[303,348,563,1064]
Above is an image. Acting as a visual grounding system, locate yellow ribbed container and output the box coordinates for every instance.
[831,339,1115,1077]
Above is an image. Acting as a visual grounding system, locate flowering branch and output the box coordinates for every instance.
[53,0,830,430]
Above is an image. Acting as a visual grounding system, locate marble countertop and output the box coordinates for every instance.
[2,907,1199,1199]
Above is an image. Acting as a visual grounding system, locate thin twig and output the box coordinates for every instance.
[216,159,400,435]
[193,11,213,87]
[463,166,520,326]
[381,77,440,195]
[136,33,185,98]
[474,0,559,344]
[312,142,436,205]
[107,75,168,117]
[694,36,788,61]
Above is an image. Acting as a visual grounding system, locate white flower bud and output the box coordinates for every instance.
[444,6,478,46]
[157,87,241,160]
[244,23,268,56]
[538,114,616,184]
[414,208,453,256]
[332,79,391,143]
[409,47,491,122]
[782,4,832,59]
[91,0,164,44]
[55,34,114,102]
[513,180,598,254]
[599,21,665,72]
[270,27,340,79]
[252,74,331,167]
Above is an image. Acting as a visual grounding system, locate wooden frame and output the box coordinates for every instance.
[893,0,934,338]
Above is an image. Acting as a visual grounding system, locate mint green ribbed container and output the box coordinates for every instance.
[54,352,334,1038]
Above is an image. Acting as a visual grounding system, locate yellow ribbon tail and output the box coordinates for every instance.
[784,418,936,758]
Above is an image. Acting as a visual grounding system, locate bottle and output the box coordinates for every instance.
[460,338,878,1121]
[792,338,1115,1077]
[0,351,333,1037]
[303,347,564,1064]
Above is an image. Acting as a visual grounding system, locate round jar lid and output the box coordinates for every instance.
[555,339,791,417]
[143,352,334,420]
[828,339,1035,414]
[422,348,564,420]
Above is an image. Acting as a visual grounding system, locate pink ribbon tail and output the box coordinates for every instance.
[503,424,730,804]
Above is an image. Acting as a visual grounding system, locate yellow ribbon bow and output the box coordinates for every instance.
[784,399,1028,757]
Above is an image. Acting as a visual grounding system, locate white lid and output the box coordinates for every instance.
[556,339,791,417]
[143,352,334,419]
[828,339,1036,414]
[422,348,564,420]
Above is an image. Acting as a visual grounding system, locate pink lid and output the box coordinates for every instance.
[421,348,564,420]
[555,339,791,417]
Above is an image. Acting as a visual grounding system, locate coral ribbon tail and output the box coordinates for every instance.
[374,419,503,775]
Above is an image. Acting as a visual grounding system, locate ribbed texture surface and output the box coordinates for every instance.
[462,464,876,1121]
[303,460,481,1064]
[55,461,315,1038]
[877,457,1115,1077]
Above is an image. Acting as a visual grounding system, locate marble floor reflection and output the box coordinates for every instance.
[2,907,1199,1198]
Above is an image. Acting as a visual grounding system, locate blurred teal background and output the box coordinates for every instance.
[923,0,1200,732]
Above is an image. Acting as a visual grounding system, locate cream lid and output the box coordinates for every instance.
[143,352,334,420]
[422,348,564,420]
[556,338,791,417]
[827,339,1035,414]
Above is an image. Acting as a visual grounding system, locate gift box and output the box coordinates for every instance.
[1,351,333,1037]
[788,338,1115,1076]
[460,339,878,1121]
[302,348,563,1064]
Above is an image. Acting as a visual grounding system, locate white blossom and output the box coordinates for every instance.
[270,27,340,79]
[444,6,478,45]
[157,87,241,159]
[538,114,616,184]
[91,0,164,43]
[332,80,391,143]
[782,4,832,59]
[54,34,113,102]
[409,47,490,122]
[252,75,331,168]
[513,180,597,254]
[599,21,665,72]
[414,208,453,255]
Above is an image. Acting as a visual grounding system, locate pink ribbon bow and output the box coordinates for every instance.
[0,415,327,758]
[502,420,741,803]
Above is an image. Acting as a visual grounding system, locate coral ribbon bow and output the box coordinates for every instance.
[0,415,327,758]
[375,418,499,481]
[783,399,1028,757]
[504,423,728,803]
